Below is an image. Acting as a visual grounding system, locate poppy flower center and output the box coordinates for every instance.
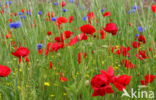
[100,84,106,87]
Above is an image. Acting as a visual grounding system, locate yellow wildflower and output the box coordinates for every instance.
[44,82,50,86]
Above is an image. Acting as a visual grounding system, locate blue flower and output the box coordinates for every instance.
[69,0,74,3]
[100,9,105,12]
[9,21,21,29]
[38,11,42,15]
[26,11,31,15]
[53,2,59,5]
[51,17,57,21]
[136,34,139,37]
[128,10,131,15]
[62,9,68,12]
[138,26,143,33]
[18,12,23,15]
[20,16,26,19]
[131,6,139,10]
[37,44,43,50]
[82,16,88,21]
[131,9,136,13]
[5,1,12,5]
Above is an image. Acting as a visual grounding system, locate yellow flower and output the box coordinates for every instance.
[76,72,79,75]
[102,61,105,65]
[44,82,50,86]
[116,45,119,49]
[63,93,67,96]
[18,86,21,90]
[19,69,22,72]
[86,74,89,78]
[50,94,55,97]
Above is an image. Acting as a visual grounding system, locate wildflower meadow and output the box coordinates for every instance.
[0,0,156,100]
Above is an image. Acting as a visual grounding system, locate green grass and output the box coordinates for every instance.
[0,0,156,100]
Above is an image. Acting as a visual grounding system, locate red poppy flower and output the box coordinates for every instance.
[60,76,68,82]
[87,12,95,24]
[64,31,73,39]
[84,53,87,58]
[121,59,136,69]
[120,46,131,57]
[55,37,61,42]
[91,66,131,96]
[114,46,131,57]
[12,46,29,58]
[0,65,11,77]
[132,41,141,48]
[80,24,96,35]
[103,12,111,17]
[47,31,52,35]
[91,74,114,96]
[78,53,81,64]
[100,66,115,82]
[68,36,78,46]
[103,23,118,35]
[151,5,156,13]
[38,49,42,55]
[45,49,49,56]
[87,12,95,19]
[21,9,25,13]
[56,17,68,25]
[100,30,106,39]
[5,33,12,39]
[61,1,66,7]
[55,33,64,42]
[113,75,131,91]
[79,33,88,41]
[138,35,146,43]
[46,42,53,51]
[46,12,54,18]
[50,42,64,52]
[136,50,149,60]
[140,75,155,85]
[49,61,53,70]
[59,72,68,82]
[12,47,29,63]
[69,16,74,23]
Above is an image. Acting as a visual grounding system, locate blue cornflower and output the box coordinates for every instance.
[51,17,57,21]
[136,34,139,37]
[128,10,131,15]
[100,9,105,12]
[62,9,68,12]
[53,2,59,5]
[5,1,12,5]
[131,6,139,10]
[37,44,43,50]
[131,9,136,13]
[26,11,31,15]
[18,12,23,15]
[69,0,74,3]
[82,16,88,21]
[38,11,42,15]
[9,21,21,29]
[20,16,26,19]
[138,26,143,33]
